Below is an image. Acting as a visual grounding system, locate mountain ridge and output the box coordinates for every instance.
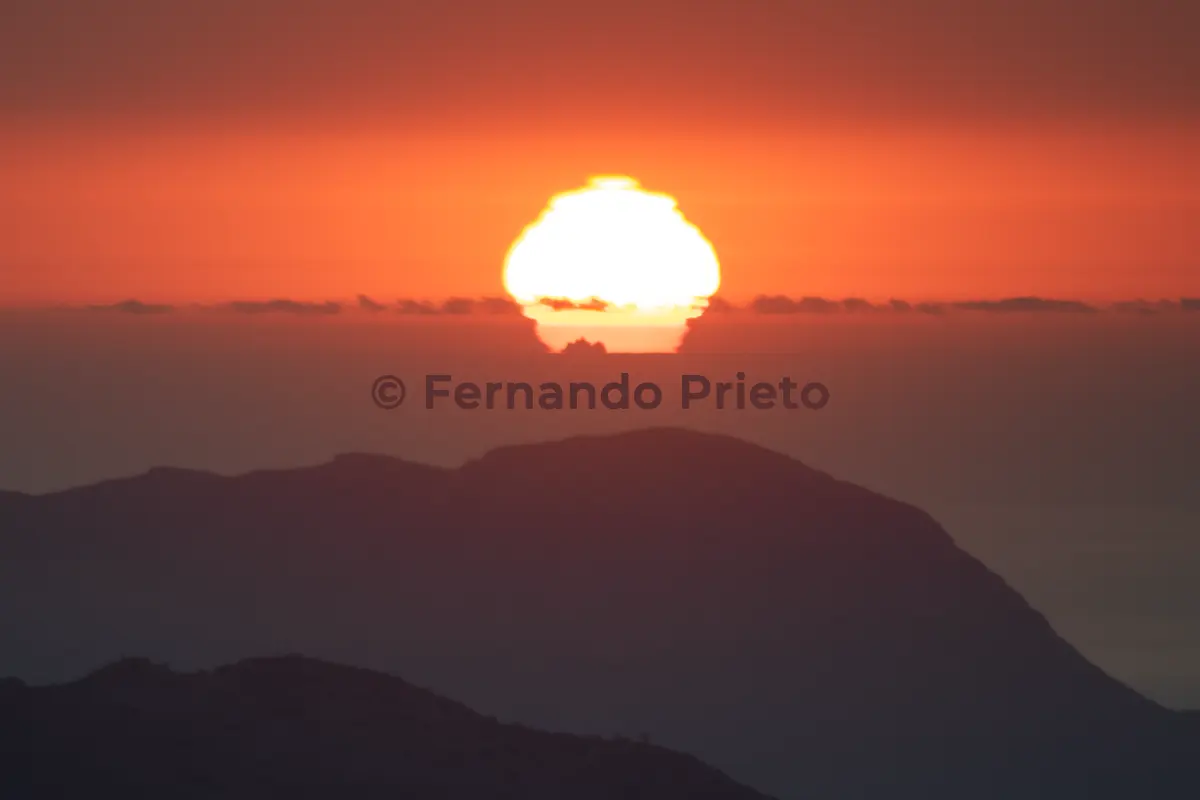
[2,654,771,799]
[1,426,1196,797]
[5,428,812,499]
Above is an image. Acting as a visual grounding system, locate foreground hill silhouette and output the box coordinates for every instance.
[1,428,1196,797]
[0,655,765,798]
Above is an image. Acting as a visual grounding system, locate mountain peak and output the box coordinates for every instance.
[464,426,829,485]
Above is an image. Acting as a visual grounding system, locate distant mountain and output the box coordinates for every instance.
[0,655,767,799]
[1,428,1196,797]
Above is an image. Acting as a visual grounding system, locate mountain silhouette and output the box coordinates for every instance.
[0,655,767,798]
[0,428,1196,797]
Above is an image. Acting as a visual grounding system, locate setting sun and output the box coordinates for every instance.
[503,176,721,352]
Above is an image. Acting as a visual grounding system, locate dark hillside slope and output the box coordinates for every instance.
[1,428,1196,797]
[0,656,768,799]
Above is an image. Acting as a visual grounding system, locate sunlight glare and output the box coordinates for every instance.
[503,176,721,352]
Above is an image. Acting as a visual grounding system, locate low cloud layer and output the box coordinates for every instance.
[886,299,945,314]
[431,296,523,315]
[951,297,1096,313]
[227,299,342,315]
[718,295,1189,316]
[750,295,840,314]
[47,295,1200,318]
[396,299,440,315]
[1112,299,1182,315]
[85,299,174,315]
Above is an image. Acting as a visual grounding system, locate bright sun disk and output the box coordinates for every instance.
[503,176,721,352]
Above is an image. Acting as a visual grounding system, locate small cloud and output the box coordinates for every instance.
[227,299,341,315]
[86,299,174,315]
[750,295,797,314]
[795,297,839,313]
[393,296,520,315]
[1110,299,1175,315]
[842,297,878,313]
[952,297,1096,313]
[699,296,735,314]
[441,297,476,315]
[476,296,523,315]
[537,297,611,311]
[750,295,839,314]
[396,299,440,315]
[1182,298,1200,312]
[357,294,387,312]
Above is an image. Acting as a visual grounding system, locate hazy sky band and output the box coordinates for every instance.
[4,1,1199,121]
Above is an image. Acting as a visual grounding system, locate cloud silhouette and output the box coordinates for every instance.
[496,293,1190,318]
[395,299,440,315]
[476,296,523,315]
[49,294,1195,319]
[357,294,387,312]
[1110,299,1178,315]
[700,296,735,314]
[747,295,795,314]
[537,297,611,312]
[392,297,522,315]
[750,295,840,314]
[793,296,840,313]
[440,297,477,315]
[952,297,1097,313]
[727,295,1113,315]
[85,299,174,315]
[842,298,879,313]
[227,299,341,315]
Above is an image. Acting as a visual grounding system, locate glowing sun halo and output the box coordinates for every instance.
[503,176,721,353]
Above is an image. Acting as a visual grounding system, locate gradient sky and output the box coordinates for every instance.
[2,0,1198,303]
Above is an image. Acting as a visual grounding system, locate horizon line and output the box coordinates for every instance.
[4,294,1198,317]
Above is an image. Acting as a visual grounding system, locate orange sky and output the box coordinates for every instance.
[2,1,1198,305]
[4,123,1196,305]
